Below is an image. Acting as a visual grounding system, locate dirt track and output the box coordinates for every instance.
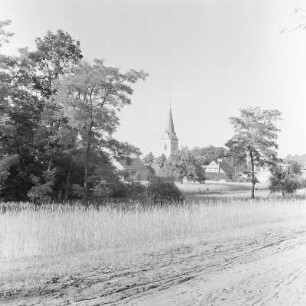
[2,225,306,305]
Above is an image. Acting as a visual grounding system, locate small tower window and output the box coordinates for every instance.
[164,144,167,150]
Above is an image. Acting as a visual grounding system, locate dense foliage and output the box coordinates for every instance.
[154,149,206,183]
[270,161,303,196]
[146,178,183,204]
[153,146,233,183]
[0,21,146,202]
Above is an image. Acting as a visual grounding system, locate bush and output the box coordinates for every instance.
[270,161,302,196]
[146,178,183,204]
[92,178,184,204]
[92,180,127,200]
[125,182,146,200]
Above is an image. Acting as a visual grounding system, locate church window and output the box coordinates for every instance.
[164,144,167,150]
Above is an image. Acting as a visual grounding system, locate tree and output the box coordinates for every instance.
[29,30,83,170]
[143,152,154,166]
[0,23,44,201]
[226,107,281,198]
[270,160,302,196]
[167,148,206,183]
[58,60,147,201]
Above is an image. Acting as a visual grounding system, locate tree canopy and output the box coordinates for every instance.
[0,22,147,202]
[57,60,146,200]
[155,148,206,183]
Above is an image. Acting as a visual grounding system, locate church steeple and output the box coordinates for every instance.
[161,105,179,158]
[165,105,178,140]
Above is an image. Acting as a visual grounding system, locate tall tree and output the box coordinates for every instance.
[226,107,281,198]
[0,22,43,201]
[26,30,83,200]
[58,60,147,201]
[30,29,82,167]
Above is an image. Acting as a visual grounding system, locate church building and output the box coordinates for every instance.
[161,106,179,158]
[114,105,180,181]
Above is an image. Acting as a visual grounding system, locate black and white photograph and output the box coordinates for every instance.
[1,0,306,305]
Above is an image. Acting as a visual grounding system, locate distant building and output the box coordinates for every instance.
[204,158,272,183]
[205,159,235,181]
[161,105,179,158]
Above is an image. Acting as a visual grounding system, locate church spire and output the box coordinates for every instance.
[165,104,178,140]
[161,104,179,158]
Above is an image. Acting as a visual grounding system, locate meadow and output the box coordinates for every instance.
[1,182,306,260]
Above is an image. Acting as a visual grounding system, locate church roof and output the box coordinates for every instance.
[164,106,178,140]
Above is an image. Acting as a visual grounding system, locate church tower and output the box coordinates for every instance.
[161,105,179,158]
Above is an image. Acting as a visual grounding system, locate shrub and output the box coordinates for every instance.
[125,182,146,200]
[92,179,127,200]
[269,161,302,196]
[146,178,183,204]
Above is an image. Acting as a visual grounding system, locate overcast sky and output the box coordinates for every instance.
[1,0,306,157]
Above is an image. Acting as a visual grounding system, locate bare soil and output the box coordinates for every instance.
[1,223,306,305]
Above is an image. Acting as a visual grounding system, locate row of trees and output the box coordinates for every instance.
[0,21,146,202]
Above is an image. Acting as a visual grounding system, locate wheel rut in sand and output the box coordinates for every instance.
[1,227,306,305]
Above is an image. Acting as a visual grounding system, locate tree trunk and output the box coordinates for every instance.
[47,120,61,172]
[64,162,71,201]
[250,151,256,199]
[47,157,53,172]
[251,180,255,199]
[57,189,63,202]
[83,132,91,203]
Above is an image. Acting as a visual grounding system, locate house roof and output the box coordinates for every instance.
[219,159,235,176]
[205,159,235,176]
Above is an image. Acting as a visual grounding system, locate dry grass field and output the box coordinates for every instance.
[1,184,306,305]
[0,197,305,259]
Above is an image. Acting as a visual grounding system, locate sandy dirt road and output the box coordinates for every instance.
[1,225,306,305]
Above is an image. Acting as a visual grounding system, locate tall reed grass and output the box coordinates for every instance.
[1,199,306,259]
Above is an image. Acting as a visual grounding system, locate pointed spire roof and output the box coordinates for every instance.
[164,104,178,140]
